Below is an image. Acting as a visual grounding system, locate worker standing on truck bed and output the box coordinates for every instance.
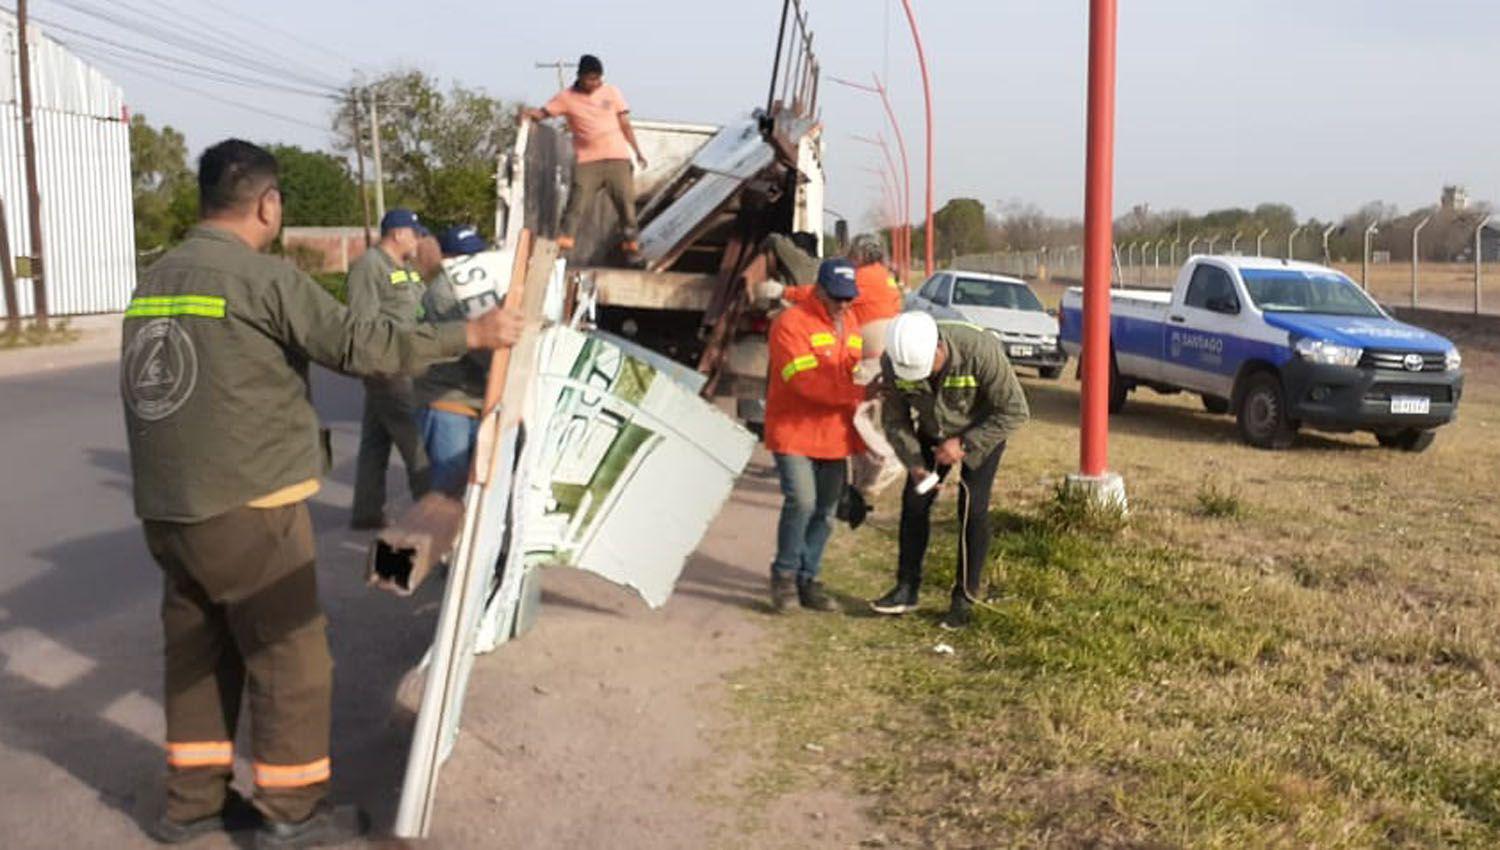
[347,208,431,529]
[524,54,649,262]
[121,140,523,847]
[870,312,1030,630]
[413,224,491,494]
[763,258,868,613]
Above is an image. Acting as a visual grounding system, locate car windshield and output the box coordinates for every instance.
[950,278,1045,312]
[1240,269,1384,317]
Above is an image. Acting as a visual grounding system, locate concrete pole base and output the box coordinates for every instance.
[1064,471,1128,514]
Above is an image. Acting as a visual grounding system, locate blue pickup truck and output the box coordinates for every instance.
[1059,256,1465,451]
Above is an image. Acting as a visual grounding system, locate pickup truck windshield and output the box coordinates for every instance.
[1240,269,1383,317]
[952,278,1045,312]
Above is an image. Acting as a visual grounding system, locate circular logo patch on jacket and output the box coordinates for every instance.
[122,318,199,422]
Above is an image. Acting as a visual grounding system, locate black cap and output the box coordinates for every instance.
[578,54,603,76]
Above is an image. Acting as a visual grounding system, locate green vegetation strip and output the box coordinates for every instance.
[734,485,1500,848]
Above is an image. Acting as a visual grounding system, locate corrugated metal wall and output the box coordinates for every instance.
[0,11,135,318]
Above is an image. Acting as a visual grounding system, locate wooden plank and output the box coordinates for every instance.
[586,267,720,311]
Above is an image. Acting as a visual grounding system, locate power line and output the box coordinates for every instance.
[132,0,348,88]
[78,48,331,133]
[195,0,360,75]
[31,15,339,99]
[46,0,341,93]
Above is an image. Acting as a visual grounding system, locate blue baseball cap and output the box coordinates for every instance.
[439,225,487,256]
[380,208,428,237]
[816,258,859,300]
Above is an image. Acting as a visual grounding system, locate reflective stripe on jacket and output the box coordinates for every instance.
[764,297,866,460]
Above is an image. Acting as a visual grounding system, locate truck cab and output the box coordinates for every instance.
[1059,256,1465,451]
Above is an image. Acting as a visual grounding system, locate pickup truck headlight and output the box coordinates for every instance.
[1446,348,1462,371]
[1040,335,1058,348]
[1294,337,1362,367]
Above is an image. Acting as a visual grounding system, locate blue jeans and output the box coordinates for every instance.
[416,407,481,496]
[771,453,848,582]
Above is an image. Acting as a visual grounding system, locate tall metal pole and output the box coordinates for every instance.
[1230,230,1241,254]
[1170,239,1180,266]
[368,90,387,223]
[898,0,935,275]
[1287,225,1303,259]
[350,92,373,248]
[767,0,792,114]
[1475,214,1491,315]
[1079,0,1117,480]
[1361,221,1378,290]
[1255,228,1269,257]
[17,0,46,330]
[1322,223,1336,264]
[1410,215,1430,308]
[874,76,913,284]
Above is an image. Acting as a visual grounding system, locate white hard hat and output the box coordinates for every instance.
[886,311,939,381]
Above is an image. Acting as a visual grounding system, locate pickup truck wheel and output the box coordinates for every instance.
[1201,395,1231,415]
[1236,372,1298,449]
[1376,429,1435,453]
[1039,366,1064,380]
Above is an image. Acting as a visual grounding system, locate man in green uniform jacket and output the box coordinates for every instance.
[346,207,429,529]
[870,312,1031,629]
[121,140,522,848]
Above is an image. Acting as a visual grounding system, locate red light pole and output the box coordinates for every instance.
[830,75,912,282]
[898,0,935,276]
[1071,0,1127,507]
[852,133,907,279]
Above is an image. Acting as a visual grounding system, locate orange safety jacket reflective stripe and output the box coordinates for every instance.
[764,296,866,460]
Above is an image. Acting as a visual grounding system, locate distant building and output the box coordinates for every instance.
[1441,185,1470,212]
[1,12,135,317]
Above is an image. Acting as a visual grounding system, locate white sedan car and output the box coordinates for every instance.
[906,271,1066,378]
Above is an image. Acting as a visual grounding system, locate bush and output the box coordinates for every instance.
[1195,481,1243,518]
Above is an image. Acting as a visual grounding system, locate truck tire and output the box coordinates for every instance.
[1201,394,1231,415]
[1108,355,1128,414]
[1039,365,1064,380]
[1236,372,1298,449]
[1376,429,1435,453]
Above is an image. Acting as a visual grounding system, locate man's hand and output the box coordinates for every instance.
[520,106,547,123]
[635,152,650,171]
[934,437,966,467]
[464,308,525,350]
[909,466,930,483]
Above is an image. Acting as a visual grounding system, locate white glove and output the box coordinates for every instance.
[755,280,786,302]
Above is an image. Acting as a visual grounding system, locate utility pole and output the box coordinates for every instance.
[0,197,18,335]
[17,0,46,330]
[350,91,373,248]
[535,60,576,91]
[367,90,386,223]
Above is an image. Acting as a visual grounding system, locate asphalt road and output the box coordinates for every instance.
[0,345,863,849]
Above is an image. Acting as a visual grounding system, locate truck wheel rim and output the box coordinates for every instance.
[1248,389,1278,434]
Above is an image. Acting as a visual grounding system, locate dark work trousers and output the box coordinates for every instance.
[560,159,639,243]
[142,503,332,825]
[352,376,429,524]
[896,441,1006,604]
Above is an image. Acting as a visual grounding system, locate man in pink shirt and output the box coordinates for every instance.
[525,54,648,261]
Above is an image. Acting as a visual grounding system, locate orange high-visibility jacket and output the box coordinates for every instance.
[784,262,904,328]
[764,296,867,460]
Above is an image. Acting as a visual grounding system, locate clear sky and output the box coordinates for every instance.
[39,0,1500,226]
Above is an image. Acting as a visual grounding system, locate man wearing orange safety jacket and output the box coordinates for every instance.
[764,258,867,613]
[778,234,902,327]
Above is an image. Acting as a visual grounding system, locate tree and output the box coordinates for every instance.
[130,114,196,253]
[932,197,991,259]
[267,144,360,226]
[331,71,517,235]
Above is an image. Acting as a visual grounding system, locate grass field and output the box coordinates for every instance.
[733,314,1500,847]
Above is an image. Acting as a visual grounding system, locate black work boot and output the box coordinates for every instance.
[940,596,974,631]
[256,803,368,850]
[870,583,919,615]
[770,572,798,613]
[149,790,262,844]
[797,579,839,612]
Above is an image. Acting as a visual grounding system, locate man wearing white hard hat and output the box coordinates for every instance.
[871,311,1030,629]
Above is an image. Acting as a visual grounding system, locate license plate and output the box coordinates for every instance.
[1009,345,1035,358]
[1391,395,1430,415]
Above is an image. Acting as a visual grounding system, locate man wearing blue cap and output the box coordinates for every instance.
[347,208,430,528]
[413,225,491,494]
[763,258,868,612]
